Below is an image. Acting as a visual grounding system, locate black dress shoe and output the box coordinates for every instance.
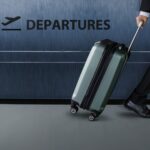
[124,100,150,118]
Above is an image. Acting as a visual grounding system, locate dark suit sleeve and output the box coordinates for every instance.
[140,0,150,12]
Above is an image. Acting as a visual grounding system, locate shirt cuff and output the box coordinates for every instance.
[139,11,150,18]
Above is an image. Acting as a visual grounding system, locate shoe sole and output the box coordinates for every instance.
[124,104,150,118]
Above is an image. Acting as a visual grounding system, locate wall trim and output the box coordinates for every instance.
[0,99,149,105]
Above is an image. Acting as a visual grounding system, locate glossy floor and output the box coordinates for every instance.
[0,105,150,150]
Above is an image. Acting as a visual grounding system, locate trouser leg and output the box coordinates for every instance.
[130,66,150,104]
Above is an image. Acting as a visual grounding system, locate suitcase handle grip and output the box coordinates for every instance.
[128,21,143,53]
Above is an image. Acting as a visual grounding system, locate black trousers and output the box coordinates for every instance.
[130,66,150,104]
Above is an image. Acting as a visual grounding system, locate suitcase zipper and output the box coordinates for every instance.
[81,42,117,109]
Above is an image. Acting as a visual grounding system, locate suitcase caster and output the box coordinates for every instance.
[70,101,79,114]
[89,112,100,121]
[70,106,79,114]
[89,114,95,121]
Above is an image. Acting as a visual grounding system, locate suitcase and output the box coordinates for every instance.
[70,23,142,121]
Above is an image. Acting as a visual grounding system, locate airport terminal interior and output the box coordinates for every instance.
[0,0,150,150]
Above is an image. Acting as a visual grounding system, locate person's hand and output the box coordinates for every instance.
[136,15,148,27]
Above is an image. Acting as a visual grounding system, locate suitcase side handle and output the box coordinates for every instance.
[128,21,143,53]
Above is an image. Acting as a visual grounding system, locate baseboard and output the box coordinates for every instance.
[0,99,149,105]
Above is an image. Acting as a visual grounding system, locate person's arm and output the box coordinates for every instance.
[136,0,150,27]
[140,0,150,13]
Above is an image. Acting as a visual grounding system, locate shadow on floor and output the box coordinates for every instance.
[118,112,142,119]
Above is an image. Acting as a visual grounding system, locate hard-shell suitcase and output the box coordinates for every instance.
[70,23,142,121]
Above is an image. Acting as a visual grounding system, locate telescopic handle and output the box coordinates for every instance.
[128,21,143,53]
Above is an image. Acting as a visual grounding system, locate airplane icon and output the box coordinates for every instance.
[2,16,21,26]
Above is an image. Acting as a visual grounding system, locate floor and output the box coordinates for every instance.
[0,105,150,150]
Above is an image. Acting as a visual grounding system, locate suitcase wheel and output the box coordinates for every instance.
[88,112,100,121]
[70,106,79,114]
[89,114,95,121]
[70,101,79,114]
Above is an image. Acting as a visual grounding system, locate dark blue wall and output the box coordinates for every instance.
[0,0,149,100]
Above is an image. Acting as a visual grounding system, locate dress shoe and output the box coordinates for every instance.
[124,100,150,118]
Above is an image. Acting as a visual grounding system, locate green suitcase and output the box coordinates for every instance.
[70,24,142,121]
